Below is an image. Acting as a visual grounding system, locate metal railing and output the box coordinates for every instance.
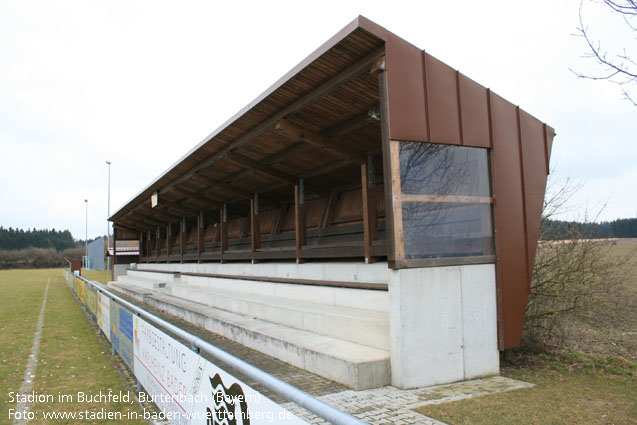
[65,270,367,425]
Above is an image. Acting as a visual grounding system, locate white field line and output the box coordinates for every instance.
[12,276,50,425]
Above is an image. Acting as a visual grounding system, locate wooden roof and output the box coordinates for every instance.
[111,17,387,231]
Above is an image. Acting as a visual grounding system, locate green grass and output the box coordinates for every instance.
[1,269,145,424]
[415,352,636,425]
[80,269,111,285]
[0,269,55,421]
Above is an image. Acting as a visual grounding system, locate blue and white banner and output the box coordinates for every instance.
[133,316,308,424]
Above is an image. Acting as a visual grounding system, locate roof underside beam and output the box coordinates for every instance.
[274,119,368,163]
[118,47,385,225]
[159,46,385,193]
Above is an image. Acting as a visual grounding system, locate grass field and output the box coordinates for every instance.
[1,239,635,425]
[415,353,636,425]
[0,269,145,424]
[563,239,637,359]
[80,269,111,285]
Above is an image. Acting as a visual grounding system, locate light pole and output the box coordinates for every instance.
[84,199,88,269]
[106,160,111,272]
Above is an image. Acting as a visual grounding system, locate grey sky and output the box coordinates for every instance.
[1,0,635,240]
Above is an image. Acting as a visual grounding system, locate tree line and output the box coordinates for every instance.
[542,218,637,240]
[0,226,77,251]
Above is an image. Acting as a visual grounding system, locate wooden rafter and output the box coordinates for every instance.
[274,119,367,163]
[154,46,385,197]
[322,108,378,138]
[193,173,254,200]
[116,47,385,226]
[225,152,299,185]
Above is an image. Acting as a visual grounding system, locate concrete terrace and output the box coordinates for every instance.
[102,276,532,425]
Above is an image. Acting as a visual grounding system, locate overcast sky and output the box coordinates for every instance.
[1,0,635,240]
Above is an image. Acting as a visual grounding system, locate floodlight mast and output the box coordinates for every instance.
[106,160,111,272]
[84,199,88,269]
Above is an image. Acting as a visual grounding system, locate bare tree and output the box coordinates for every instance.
[571,1,637,106]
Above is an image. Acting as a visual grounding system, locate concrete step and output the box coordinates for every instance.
[109,280,154,297]
[180,273,389,312]
[137,261,389,285]
[107,280,390,390]
[166,282,389,350]
[117,275,167,290]
[126,269,180,283]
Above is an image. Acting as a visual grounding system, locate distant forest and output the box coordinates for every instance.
[0,218,635,253]
[542,218,637,240]
[0,227,77,251]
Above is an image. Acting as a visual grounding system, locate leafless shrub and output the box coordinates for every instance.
[0,248,67,269]
[523,176,635,349]
[63,246,86,259]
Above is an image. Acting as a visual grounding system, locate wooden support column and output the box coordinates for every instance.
[166,222,172,263]
[220,206,228,264]
[197,211,204,263]
[180,217,186,263]
[362,155,378,263]
[147,231,151,263]
[155,226,160,263]
[250,194,260,264]
[111,227,117,281]
[378,65,406,268]
[294,180,306,264]
[139,232,144,262]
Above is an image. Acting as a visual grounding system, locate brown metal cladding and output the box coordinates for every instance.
[382,34,553,349]
[519,109,549,282]
[385,48,492,149]
[384,33,428,142]
[458,73,491,148]
[545,125,555,172]
[489,93,531,349]
[424,54,462,145]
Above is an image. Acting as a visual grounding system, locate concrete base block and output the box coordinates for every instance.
[389,264,499,389]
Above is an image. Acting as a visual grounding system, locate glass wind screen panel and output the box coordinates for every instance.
[399,142,494,260]
[400,142,490,197]
[402,202,494,259]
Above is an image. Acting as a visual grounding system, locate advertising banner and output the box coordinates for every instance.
[85,285,98,317]
[98,293,111,342]
[133,316,307,424]
[76,279,85,304]
[110,302,134,370]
